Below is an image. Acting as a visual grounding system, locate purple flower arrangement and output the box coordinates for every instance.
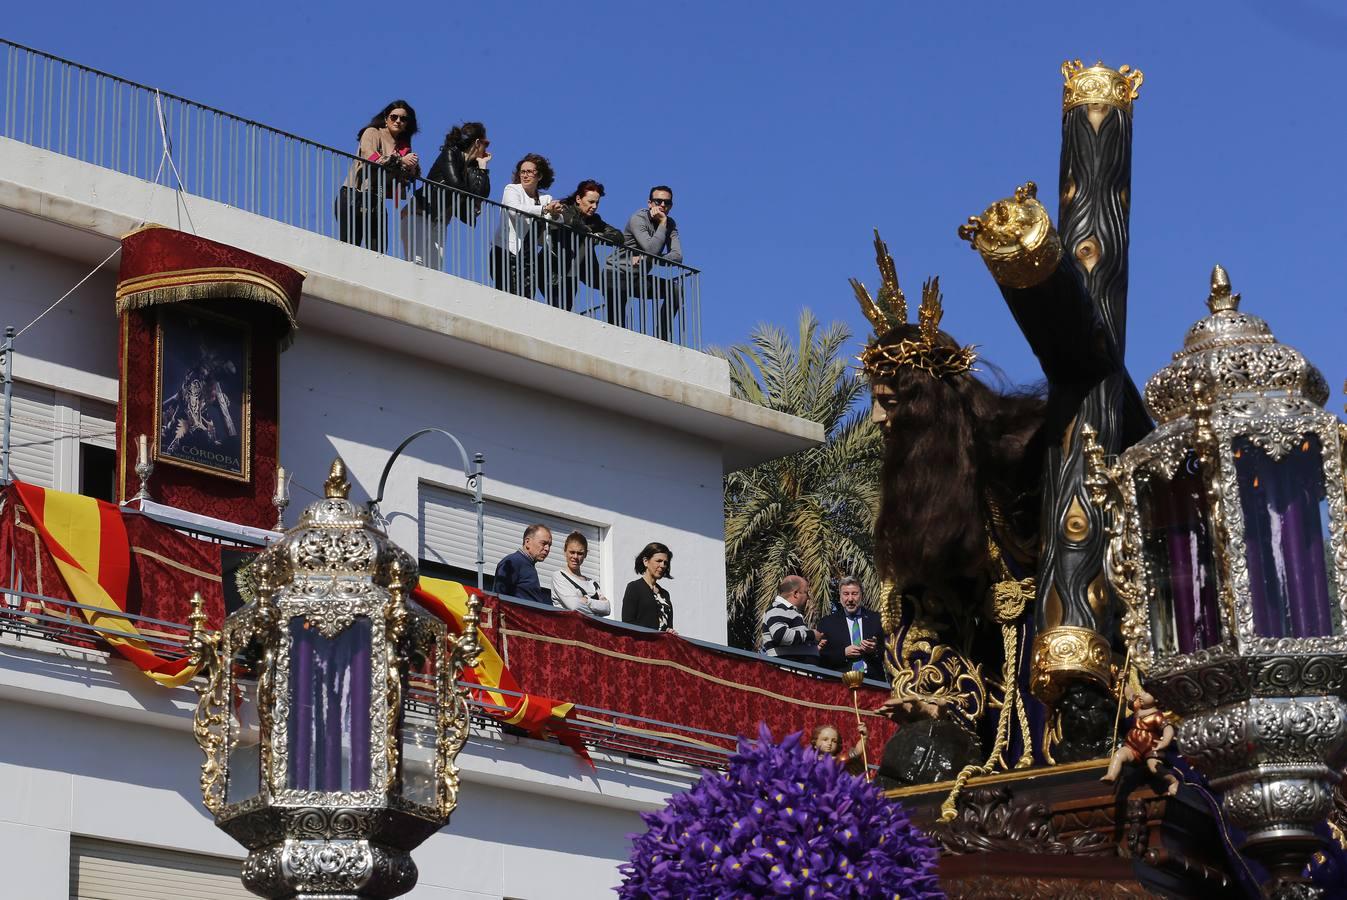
[618,725,944,898]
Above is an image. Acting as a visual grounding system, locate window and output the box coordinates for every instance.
[70,836,252,900]
[419,483,605,602]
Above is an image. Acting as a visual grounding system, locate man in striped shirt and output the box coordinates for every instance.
[759,575,822,663]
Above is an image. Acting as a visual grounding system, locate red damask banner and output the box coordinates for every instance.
[493,600,895,753]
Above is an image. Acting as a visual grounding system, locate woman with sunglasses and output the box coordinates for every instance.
[491,153,562,298]
[407,121,492,268]
[337,100,421,253]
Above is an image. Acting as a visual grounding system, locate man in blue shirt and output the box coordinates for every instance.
[818,576,886,681]
[493,524,552,604]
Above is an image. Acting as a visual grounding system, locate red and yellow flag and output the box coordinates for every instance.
[11,481,198,687]
[415,577,590,763]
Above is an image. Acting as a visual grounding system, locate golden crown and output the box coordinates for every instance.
[852,231,977,380]
[1062,59,1143,113]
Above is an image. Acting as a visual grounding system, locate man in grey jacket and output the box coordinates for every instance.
[608,185,684,339]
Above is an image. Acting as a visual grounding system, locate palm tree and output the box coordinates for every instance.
[714,310,884,650]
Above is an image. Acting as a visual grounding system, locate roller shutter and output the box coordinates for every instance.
[78,398,117,450]
[419,484,605,601]
[7,381,57,487]
[69,836,251,900]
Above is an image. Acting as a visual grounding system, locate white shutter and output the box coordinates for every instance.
[419,484,605,599]
[69,836,252,900]
[6,381,57,487]
[78,398,117,450]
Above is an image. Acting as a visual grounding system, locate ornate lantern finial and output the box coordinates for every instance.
[323,456,351,499]
[1205,264,1240,313]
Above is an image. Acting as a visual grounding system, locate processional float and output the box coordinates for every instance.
[861,61,1347,899]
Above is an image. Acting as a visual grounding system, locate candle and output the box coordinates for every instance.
[137,433,148,464]
[274,466,288,503]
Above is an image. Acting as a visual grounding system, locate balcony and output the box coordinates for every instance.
[0,487,894,772]
[0,39,701,348]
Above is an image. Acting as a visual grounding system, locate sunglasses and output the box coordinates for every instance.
[387,113,409,123]
[650,197,672,207]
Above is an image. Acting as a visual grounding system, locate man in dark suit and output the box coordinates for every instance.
[818,576,886,682]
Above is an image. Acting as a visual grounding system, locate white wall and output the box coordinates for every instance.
[280,327,727,642]
[0,237,728,643]
[0,642,694,900]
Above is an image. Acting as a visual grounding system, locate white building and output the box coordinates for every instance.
[0,42,820,899]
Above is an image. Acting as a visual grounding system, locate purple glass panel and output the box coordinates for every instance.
[1137,452,1222,654]
[1234,435,1336,639]
[286,616,374,792]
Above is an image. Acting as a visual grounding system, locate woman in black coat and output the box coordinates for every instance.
[408,121,492,268]
[542,179,625,312]
[621,542,674,632]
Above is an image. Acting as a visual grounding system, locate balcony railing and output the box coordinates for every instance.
[0,39,701,348]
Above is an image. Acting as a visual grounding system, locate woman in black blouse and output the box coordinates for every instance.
[621,542,674,632]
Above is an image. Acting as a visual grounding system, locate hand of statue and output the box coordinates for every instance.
[857,722,868,737]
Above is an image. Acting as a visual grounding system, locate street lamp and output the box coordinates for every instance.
[1084,266,1347,897]
[188,457,481,899]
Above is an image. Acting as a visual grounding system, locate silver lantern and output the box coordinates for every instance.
[1085,266,1347,897]
[187,458,480,899]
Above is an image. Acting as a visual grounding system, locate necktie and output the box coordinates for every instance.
[848,616,866,671]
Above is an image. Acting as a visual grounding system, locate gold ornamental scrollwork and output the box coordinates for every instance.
[1031,626,1114,703]
[958,182,1063,289]
[187,592,228,815]
[1062,60,1144,113]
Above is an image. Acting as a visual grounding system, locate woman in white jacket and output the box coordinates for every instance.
[550,531,610,617]
[492,153,561,299]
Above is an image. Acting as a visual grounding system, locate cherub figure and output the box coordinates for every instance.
[1100,689,1179,796]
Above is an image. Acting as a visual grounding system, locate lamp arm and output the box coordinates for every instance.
[367,428,487,591]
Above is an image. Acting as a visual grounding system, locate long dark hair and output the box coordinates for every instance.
[562,180,606,206]
[359,100,419,140]
[442,121,486,155]
[872,325,1046,590]
[511,153,555,191]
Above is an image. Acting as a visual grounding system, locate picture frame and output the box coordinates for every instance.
[153,306,252,481]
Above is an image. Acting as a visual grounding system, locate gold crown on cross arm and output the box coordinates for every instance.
[1061,59,1144,113]
[852,231,977,380]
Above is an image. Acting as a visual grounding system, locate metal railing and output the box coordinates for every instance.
[0,39,701,348]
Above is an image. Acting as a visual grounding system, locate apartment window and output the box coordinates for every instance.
[419,483,605,601]
[70,836,252,900]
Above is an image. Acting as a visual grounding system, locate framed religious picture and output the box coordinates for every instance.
[153,307,252,481]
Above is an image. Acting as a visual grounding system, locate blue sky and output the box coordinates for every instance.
[9,2,1347,409]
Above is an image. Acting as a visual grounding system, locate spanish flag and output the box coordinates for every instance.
[415,577,591,764]
[10,481,198,687]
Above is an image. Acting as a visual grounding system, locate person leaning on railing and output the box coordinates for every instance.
[336,100,421,253]
[491,153,562,300]
[541,180,625,313]
[605,185,683,337]
[550,531,611,616]
[407,121,492,269]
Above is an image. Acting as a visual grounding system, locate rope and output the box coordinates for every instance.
[940,619,1021,821]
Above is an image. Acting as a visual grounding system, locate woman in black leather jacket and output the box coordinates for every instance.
[542,179,625,312]
[407,121,492,268]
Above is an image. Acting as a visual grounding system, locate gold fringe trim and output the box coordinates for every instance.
[116,269,298,346]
